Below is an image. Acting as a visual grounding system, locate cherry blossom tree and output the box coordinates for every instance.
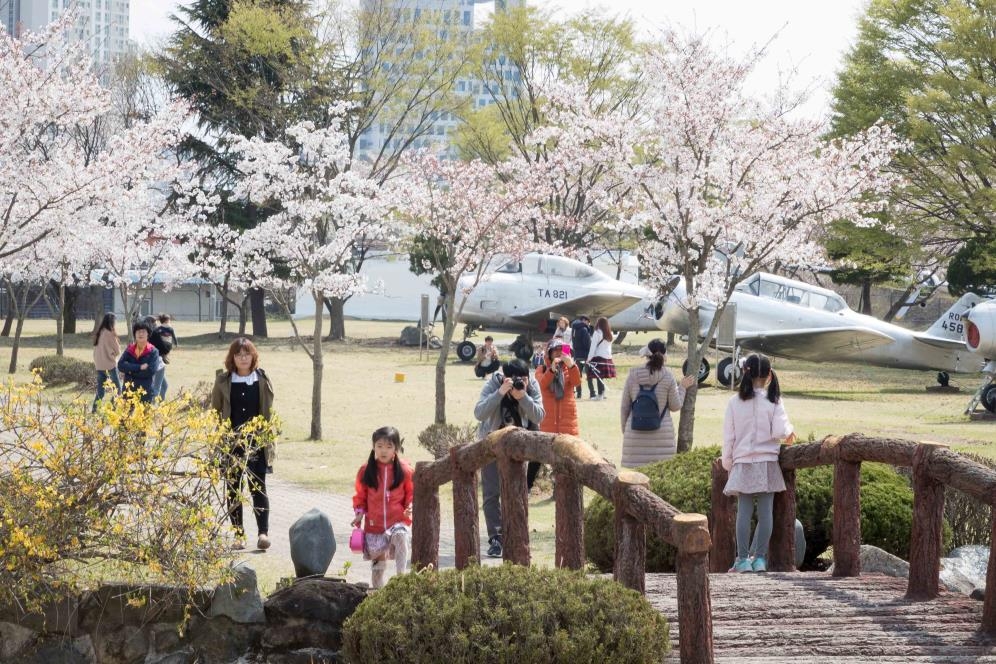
[623,32,900,451]
[1,16,111,261]
[232,112,388,440]
[391,153,551,424]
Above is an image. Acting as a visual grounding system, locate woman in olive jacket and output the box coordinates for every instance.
[211,337,276,551]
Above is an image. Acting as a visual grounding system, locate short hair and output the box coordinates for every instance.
[132,320,153,337]
[157,313,171,323]
[501,358,530,378]
[224,337,260,373]
[484,335,494,342]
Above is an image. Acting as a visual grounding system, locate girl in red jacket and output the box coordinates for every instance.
[351,426,414,588]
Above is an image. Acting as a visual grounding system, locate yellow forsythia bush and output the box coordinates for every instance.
[0,374,242,614]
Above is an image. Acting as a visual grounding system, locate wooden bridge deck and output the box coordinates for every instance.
[647,572,996,663]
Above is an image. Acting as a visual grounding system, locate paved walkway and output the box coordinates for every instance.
[229,476,499,586]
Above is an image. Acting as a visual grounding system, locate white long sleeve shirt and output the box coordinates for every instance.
[722,389,793,471]
[587,330,613,362]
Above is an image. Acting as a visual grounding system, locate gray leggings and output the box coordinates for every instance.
[737,492,774,559]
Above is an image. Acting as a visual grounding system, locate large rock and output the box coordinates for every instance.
[208,563,264,624]
[399,326,424,347]
[289,509,337,578]
[945,545,989,583]
[263,578,366,654]
[16,634,95,664]
[828,545,911,579]
[90,624,148,664]
[0,595,79,636]
[794,519,806,568]
[185,614,263,664]
[939,565,977,595]
[0,621,36,660]
[78,584,209,631]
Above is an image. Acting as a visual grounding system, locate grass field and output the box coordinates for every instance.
[2,316,994,589]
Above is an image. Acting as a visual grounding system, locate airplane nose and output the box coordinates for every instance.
[964,303,996,356]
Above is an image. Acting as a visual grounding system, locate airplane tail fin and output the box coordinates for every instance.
[924,293,983,339]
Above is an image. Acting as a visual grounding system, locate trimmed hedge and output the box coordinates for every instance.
[29,355,95,387]
[341,565,669,664]
[584,447,934,571]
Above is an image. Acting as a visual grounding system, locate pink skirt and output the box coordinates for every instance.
[723,461,785,496]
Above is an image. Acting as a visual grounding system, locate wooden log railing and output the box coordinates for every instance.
[411,427,714,664]
[710,433,996,631]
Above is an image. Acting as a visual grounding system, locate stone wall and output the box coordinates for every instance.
[0,566,366,664]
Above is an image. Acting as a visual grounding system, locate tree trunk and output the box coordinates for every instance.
[8,315,25,374]
[676,308,702,453]
[883,283,917,323]
[434,292,458,424]
[2,306,12,337]
[62,286,78,334]
[859,279,873,315]
[250,287,268,338]
[218,274,230,337]
[310,291,324,440]
[238,293,249,336]
[55,281,65,356]
[324,297,346,341]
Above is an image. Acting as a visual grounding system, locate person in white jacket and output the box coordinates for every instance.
[722,353,796,573]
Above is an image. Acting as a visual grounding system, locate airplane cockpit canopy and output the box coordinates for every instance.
[738,274,848,313]
[495,255,603,280]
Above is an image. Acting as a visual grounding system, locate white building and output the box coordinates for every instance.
[356,0,524,160]
[1,0,130,68]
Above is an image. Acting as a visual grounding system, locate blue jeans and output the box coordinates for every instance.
[93,368,121,412]
[152,366,168,400]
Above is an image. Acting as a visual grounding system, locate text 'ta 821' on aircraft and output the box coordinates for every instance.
[964,300,996,413]
[655,271,983,387]
[452,253,652,362]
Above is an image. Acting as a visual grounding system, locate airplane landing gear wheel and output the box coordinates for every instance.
[937,372,950,387]
[614,330,628,344]
[456,341,476,363]
[982,384,996,414]
[717,357,742,387]
[682,358,711,384]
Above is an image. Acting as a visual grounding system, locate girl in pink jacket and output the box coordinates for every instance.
[722,354,796,573]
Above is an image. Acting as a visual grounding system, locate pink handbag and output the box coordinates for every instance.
[349,527,364,554]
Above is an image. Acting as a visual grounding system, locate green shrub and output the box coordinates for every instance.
[29,355,95,387]
[341,565,669,664]
[584,446,719,573]
[584,448,934,571]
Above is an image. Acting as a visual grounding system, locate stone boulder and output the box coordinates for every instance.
[399,326,424,347]
[289,509,336,578]
[262,578,366,655]
[208,563,265,624]
[828,545,910,579]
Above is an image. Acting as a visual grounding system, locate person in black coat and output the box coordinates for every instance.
[569,316,593,398]
[117,320,161,403]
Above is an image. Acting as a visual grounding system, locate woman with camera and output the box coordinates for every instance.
[473,358,545,558]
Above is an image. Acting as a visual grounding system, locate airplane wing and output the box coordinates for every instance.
[509,292,644,325]
[737,327,895,361]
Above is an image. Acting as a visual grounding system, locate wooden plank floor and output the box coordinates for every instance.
[646,572,996,663]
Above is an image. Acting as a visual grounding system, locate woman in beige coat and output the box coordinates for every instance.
[620,338,695,468]
[92,313,121,412]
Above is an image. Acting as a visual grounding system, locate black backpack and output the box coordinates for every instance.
[630,381,664,431]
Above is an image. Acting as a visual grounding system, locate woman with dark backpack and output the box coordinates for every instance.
[619,338,695,467]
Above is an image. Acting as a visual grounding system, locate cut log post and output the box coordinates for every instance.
[907,442,948,601]
[674,513,715,664]
[770,464,797,572]
[496,445,530,566]
[450,446,479,570]
[709,459,735,573]
[613,471,649,594]
[554,469,584,569]
[983,504,996,632]
[833,459,862,577]
[412,461,440,571]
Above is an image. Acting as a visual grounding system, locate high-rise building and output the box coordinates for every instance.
[357,0,524,161]
[1,0,130,68]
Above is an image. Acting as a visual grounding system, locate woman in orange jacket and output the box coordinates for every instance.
[533,340,582,486]
[351,426,414,588]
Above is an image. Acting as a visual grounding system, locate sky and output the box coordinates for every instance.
[129,0,869,119]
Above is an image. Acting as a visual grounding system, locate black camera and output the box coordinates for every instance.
[511,377,525,390]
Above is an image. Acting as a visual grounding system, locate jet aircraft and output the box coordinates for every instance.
[655,271,982,386]
[964,300,996,413]
[452,254,654,362]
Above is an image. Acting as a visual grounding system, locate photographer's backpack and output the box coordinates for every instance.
[630,381,663,431]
